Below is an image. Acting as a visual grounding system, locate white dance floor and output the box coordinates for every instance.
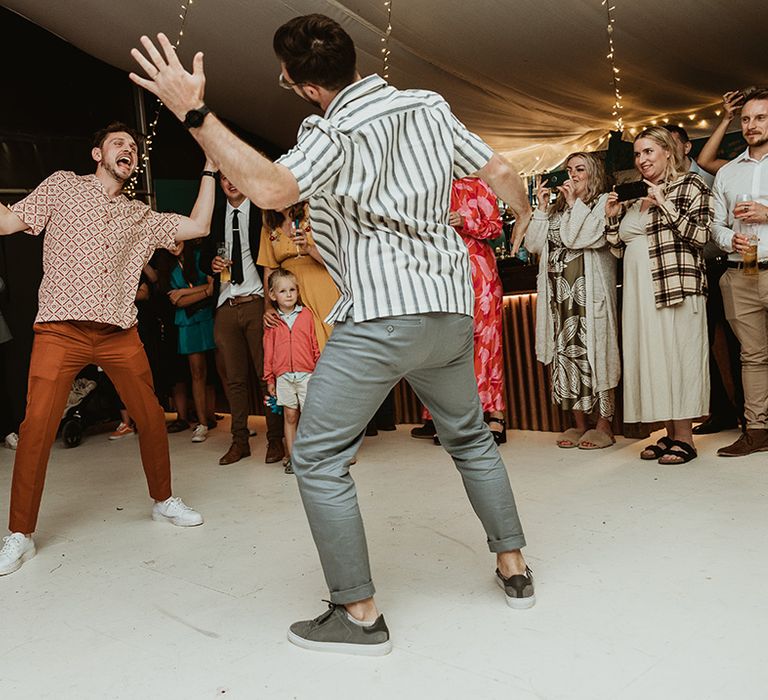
[0,419,766,699]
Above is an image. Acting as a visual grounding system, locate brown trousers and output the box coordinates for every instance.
[214,298,283,444]
[10,321,172,533]
[721,268,768,428]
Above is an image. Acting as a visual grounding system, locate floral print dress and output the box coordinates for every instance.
[547,215,614,417]
[452,177,506,413]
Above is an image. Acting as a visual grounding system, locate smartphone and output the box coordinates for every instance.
[614,181,649,202]
[544,170,570,188]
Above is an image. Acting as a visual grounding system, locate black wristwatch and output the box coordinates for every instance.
[183,104,212,129]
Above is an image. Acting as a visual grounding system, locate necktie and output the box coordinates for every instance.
[230,210,244,285]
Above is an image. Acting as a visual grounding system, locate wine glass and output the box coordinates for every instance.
[216,242,232,284]
[293,217,303,258]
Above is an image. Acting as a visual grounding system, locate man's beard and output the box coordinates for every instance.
[746,133,768,149]
[104,161,133,185]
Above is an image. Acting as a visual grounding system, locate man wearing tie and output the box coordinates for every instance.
[201,174,285,465]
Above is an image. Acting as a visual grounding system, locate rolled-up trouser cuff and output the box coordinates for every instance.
[488,534,527,554]
[328,580,376,605]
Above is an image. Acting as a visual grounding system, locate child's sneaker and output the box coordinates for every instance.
[191,424,208,443]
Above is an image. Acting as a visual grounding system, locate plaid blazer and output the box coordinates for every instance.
[605,172,712,308]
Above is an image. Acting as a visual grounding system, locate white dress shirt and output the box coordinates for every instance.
[711,147,768,262]
[217,200,264,307]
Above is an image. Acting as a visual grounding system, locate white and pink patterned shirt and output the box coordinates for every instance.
[11,171,180,329]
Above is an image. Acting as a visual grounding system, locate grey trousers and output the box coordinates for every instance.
[292,312,527,605]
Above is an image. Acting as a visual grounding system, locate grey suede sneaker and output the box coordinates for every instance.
[496,566,536,609]
[288,602,393,656]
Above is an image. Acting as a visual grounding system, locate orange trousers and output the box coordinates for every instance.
[9,321,172,533]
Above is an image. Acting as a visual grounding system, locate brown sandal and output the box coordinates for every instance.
[557,428,584,449]
[578,429,616,450]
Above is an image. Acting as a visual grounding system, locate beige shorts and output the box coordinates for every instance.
[276,374,311,410]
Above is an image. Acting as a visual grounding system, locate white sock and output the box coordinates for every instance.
[346,611,377,627]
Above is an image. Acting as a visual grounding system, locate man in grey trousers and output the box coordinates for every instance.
[131,12,536,656]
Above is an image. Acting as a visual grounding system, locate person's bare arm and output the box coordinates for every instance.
[130,34,299,211]
[0,203,29,236]
[175,159,218,241]
[476,153,533,253]
[697,91,743,175]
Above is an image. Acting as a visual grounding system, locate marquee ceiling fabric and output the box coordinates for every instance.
[2,0,764,173]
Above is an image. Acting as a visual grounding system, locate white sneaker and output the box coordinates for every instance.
[191,424,208,443]
[0,533,36,576]
[152,496,203,527]
[4,432,18,450]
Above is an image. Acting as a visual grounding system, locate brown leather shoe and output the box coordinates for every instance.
[717,428,768,457]
[265,439,285,464]
[219,442,251,465]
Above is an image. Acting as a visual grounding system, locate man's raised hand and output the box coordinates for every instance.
[129,33,206,122]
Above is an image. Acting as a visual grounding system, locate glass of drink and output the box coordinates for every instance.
[735,194,758,276]
[216,243,232,284]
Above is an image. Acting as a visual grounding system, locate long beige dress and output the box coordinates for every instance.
[620,201,709,422]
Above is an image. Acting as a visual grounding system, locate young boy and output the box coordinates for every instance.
[263,269,320,474]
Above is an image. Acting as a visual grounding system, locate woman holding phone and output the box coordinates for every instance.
[527,152,620,449]
[605,127,712,464]
[258,202,339,348]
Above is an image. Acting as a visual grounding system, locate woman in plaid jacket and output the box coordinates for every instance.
[605,126,713,464]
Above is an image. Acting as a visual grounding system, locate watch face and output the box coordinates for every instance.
[184,107,208,128]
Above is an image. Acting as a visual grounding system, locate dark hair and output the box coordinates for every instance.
[263,202,307,231]
[273,14,357,91]
[662,124,690,143]
[92,121,140,149]
[180,239,202,286]
[743,87,768,106]
[268,267,298,292]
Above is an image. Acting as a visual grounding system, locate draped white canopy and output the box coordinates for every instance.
[3,0,763,173]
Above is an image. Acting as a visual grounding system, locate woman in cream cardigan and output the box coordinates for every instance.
[526,152,620,449]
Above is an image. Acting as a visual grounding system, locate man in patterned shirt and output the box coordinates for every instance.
[0,122,217,576]
[131,16,536,656]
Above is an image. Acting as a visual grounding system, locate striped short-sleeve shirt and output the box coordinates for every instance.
[277,74,494,323]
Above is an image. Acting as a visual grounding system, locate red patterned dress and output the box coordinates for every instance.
[425,177,505,417]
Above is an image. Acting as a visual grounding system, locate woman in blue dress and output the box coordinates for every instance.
[169,240,216,443]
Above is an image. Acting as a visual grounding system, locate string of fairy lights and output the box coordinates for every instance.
[381,0,393,80]
[601,0,726,140]
[125,0,196,198]
[602,0,624,133]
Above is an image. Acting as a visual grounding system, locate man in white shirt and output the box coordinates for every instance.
[710,87,768,456]
[200,175,285,465]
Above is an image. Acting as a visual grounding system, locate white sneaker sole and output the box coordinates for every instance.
[287,630,393,656]
[191,437,207,443]
[496,575,536,609]
[0,544,37,576]
[108,433,134,441]
[151,512,204,527]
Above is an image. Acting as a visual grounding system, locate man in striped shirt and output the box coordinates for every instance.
[132,13,536,656]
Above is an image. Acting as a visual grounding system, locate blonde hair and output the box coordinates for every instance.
[634,127,687,182]
[268,267,298,293]
[550,152,607,215]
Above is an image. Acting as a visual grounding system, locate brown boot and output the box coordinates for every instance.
[219,441,251,465]
[265,439,285,464]
[717,429,768,457]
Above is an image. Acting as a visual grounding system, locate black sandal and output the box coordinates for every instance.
[658,440,697,464]
[640,436,673,460]
[487,416,507,445]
